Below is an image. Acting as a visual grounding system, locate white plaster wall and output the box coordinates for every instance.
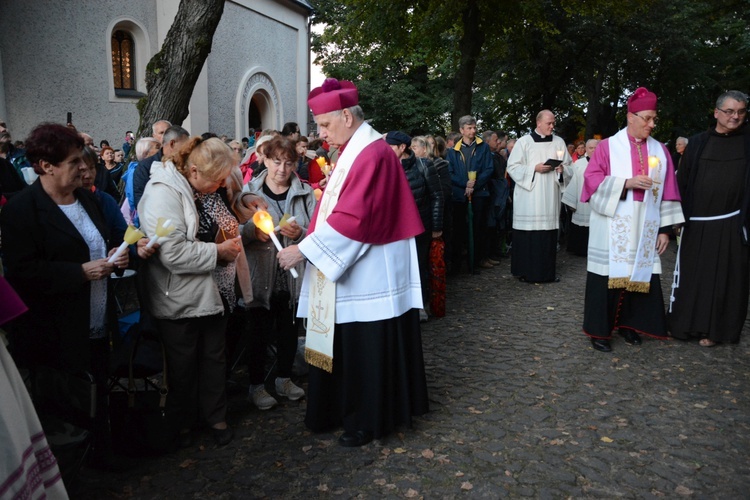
[0,0,158,143]
[207,0,308,139]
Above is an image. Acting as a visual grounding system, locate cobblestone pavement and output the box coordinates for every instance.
[75,241,750,498]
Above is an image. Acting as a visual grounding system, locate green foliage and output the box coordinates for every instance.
[309,0,750,144]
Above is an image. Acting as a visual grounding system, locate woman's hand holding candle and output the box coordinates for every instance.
[146,218,175,249]
[253,210,299,278]
[108,225,145,263]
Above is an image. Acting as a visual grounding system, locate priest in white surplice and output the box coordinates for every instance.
[562,139,599,256]
[581,87,684,353]
[277,79,428,447]
[507,109,572,282]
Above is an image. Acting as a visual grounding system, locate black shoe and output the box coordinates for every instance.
[591,339,612,352]
[88,451,135,472]
[211,426,233,446]
[178,431,193,449]
[619,329,642,345]
[338,430,373,447]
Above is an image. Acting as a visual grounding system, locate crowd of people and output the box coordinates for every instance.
[0,84,748,496]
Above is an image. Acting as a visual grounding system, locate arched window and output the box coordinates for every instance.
[111,30,135,91]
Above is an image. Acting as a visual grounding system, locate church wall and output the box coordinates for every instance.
[207,0,306,140]
[0,0,158,144]
[0,0,309,146]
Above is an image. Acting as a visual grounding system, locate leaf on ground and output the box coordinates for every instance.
[480,396,490,401]
[461,482,473,490]
[546,306,555,310]
[468,406,483,414]
[317,484,329,492]
[600,436,614,443]
[179,459,197,469]
[393,447,407,454]
[421,449,434,459]
[381,448,391,456]
[675,485,693,496]
[302,445,312,452]
[373,479,387,486]
[405,488,419,498]
[505,470,512,477]
[549,438,564,445]
[455,471,465,477]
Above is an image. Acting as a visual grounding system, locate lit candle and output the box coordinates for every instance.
[556,149,564,161]
[253,210,299,278]
[648,155,660,177]
[146,217,175,249]
[108,225,145,263]
[467,171,477,181]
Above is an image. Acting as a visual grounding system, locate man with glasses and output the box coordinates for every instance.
[669,90,750,347]
[581,87,684,352]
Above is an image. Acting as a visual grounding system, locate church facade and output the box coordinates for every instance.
[0,0,313,144]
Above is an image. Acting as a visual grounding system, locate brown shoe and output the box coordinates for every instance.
[486,258,501,265]
[479,260,494,269]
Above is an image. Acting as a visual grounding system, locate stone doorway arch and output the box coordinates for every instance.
[236,68,282,140]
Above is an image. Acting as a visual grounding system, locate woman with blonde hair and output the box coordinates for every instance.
[139,137,248,447]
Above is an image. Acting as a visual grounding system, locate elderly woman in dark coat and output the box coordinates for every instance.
[0,123,128,467]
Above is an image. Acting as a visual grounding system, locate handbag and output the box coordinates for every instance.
[109,332,176,456]
[429,237,446,317]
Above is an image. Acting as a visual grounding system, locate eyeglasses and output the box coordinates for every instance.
[717,107,748,117]
[633,113,659,125]
[272,159,295,169]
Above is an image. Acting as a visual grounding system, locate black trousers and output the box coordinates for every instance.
[246,292,299,384]
[451,197,490,271]
[156,313,229,430]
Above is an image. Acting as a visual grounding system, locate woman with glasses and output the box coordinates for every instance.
[240,136,315,410]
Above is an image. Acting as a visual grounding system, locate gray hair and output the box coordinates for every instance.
[162,125,190,145]
[411,135,433,157]
[481,130,496,143]
[135,137,160,161]
[152,119,172,135]
[676,136,688,145]
[458,115,477,129]
[716,90,748,109]
[330,105,365,121]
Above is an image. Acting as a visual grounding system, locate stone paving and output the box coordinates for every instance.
[75,241,750,498]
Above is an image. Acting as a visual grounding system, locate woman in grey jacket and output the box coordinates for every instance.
[240,136,316,410]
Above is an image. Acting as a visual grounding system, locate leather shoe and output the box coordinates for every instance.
[619,329,642,345]
[591,339,612,352]
[211,426,233,446]
[178,431,193,449]
[338,430,373,447]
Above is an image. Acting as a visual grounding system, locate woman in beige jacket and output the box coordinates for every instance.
[139,137,252,447]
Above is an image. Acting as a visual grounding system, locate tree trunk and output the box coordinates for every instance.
[450,0,485,130]
[136,0,226,138]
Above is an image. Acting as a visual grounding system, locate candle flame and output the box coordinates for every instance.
[252,210,276,235]
[648,156,660,169]
[315,156,327,168]
[467,171,477,181]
